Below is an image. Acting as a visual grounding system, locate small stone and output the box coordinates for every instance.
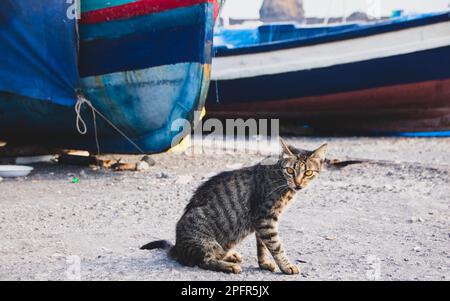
[384,184,394,191]
[413,246,421,252]
[409,216,424,223]
[141,155,156,167]
[403,258,409,262]
[51,253,64,259]
[101,247,112,253]
[136,161,150,171]
[157,172,169,179]
[0,177,3,183]
[408,217,418,223]
[80,170,86,177]
[325,235,337,241]
[137,186,145,191]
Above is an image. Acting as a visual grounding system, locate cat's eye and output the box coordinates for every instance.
[305,170,314,177]
[286,167,295,175]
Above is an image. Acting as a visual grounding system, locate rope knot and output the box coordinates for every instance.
[75,96,93,135]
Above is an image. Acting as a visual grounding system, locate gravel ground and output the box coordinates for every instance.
[0,137,449,281]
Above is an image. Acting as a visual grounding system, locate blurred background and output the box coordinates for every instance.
[206,0,450,136]
[220,0,450,26]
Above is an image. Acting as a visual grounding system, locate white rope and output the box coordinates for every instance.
[75,97,89,135]
[75,95,145,154]
[75,96,101,158]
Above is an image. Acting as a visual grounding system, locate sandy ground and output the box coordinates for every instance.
[0,137,449,281]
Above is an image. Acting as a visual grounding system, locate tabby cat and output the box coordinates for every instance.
[141,139,327,274]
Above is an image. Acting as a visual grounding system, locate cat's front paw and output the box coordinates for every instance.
[280,264,299,275]
[259,261,277,272]
[224,252,243,263]
[228,263,242,274]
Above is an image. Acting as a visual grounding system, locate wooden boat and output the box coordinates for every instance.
[207,12,450,134]
[0,0,221,154]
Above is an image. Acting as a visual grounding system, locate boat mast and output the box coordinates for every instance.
[343,0,347,23]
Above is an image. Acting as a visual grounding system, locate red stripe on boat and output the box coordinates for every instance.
[81,0,215,24]
[208,79,450,132]
[214,0,219,21]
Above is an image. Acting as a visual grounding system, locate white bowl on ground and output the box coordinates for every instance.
[0,165,34,178]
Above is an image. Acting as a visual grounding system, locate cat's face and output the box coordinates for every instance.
[279,140,327,191]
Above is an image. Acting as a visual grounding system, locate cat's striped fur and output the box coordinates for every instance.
[141,139,327,274]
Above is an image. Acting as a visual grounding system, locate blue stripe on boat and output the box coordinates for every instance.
[386,131,450,137]
[79,4,214,77]
[80,4,206,41]
[394,131,450,137]
[208,45,450,104]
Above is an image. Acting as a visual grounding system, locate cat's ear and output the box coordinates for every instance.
[310,144,328,161]
[280,138,295,157]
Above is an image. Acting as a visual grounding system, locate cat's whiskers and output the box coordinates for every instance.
[268,178,286,185]
[267,183,290,197]
[270,180,288,186]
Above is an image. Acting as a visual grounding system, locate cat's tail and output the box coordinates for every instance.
[140,240,177,259]
[325,158,367,169]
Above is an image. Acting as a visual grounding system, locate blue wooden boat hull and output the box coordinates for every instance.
[207,12,450,134]
[0,0,220,153]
